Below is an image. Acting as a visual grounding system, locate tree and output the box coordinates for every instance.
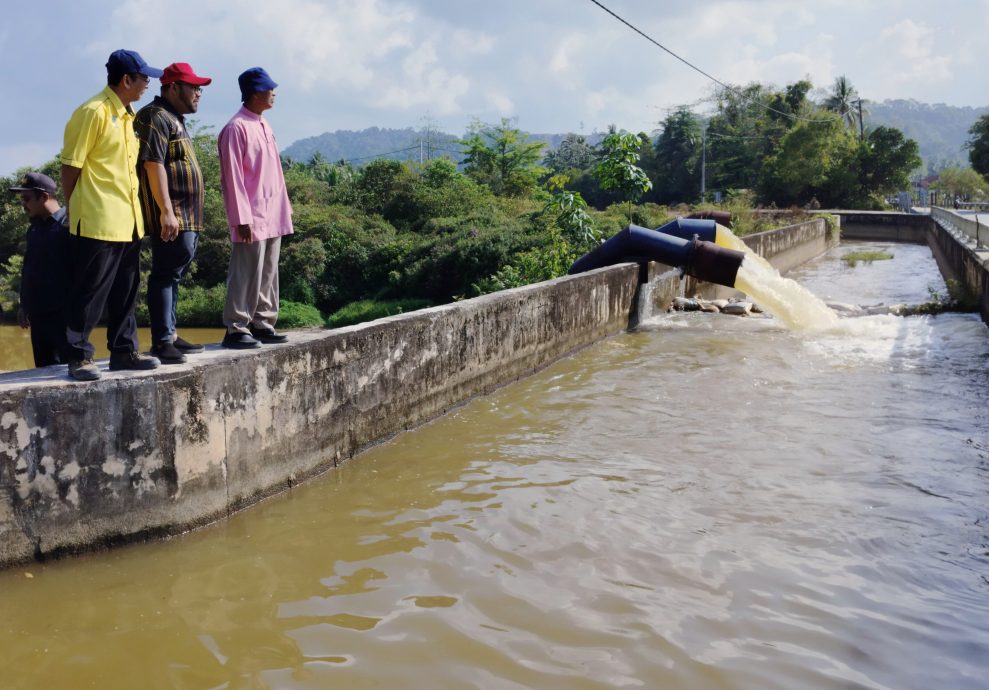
[933,166,989,202]
[824,76,866,135]
[459,118,547,196]
[593,130,653,223]
[856,126,921,200]
[758,118,856,206]
[966,114,989,180]
[652,107,702,204]
[544,133,596,174]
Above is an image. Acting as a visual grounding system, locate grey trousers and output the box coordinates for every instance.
[223,236,281,334]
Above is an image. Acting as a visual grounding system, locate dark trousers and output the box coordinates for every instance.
[29,310,69,367]
[65,234,141,361]
[148,230,198,345]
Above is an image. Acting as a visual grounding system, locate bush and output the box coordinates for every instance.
[176,284,227,326]
[278,300,325,328]
[326,298,433,328]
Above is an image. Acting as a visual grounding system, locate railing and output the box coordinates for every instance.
[931,206,986,249]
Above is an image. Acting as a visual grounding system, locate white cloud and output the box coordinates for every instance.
[878,20,952,83]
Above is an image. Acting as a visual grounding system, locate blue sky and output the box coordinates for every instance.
[3,0,988,176]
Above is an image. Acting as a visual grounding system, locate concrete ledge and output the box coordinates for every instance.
[834,211,930,243]
[928,215,989,324]
[0,264,639,567]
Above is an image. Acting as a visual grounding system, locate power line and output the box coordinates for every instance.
[586,0,839,125]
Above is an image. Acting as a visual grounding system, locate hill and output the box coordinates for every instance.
[867,99,989,169]
[282,127,599,166]
[282,101,988,172]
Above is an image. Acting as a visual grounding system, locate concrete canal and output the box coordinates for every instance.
[1,239,986,689]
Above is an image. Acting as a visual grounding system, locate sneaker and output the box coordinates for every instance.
[109,351,161,371]
[172,336,205,353]
[68,359,101,381]
[222,332,262,349]
[249,327,288,344]
[151,342,187,364]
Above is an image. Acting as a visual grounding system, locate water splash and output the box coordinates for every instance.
[716,224,840,331]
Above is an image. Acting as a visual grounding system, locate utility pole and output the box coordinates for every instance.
[855,99,864,140]
[700,127,706,201]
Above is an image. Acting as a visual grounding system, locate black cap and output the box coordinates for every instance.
[9,172,57,195]
[106,49,163,78]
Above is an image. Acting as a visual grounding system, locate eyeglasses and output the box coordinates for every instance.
[178,83,203,94]
[127,72,151,84]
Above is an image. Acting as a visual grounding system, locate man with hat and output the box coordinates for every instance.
[9,172,71,367]
[217,67,294,349]
[60,49,163,381]
[136,62,212,364]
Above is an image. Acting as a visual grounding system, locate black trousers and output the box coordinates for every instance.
[65,234,141,361]
[29,310,69,367]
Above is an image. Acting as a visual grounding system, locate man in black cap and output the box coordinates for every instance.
[9,172,71,367]
[61,49,163,381]
[217,67,294,349]
[136,62,213,364]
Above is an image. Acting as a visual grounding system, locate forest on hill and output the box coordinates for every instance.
[283,98,982,175]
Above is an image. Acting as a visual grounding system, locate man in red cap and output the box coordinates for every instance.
[135,62,212,364]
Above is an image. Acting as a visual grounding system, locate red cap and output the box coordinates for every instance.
[160,62,212,86]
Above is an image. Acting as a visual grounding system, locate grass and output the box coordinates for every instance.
[327,298,433,328]
[841,250,893,267]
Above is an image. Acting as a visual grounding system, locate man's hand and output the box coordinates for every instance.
[17,308,29,329]
[160,209,180,241]
[236,224,253,243]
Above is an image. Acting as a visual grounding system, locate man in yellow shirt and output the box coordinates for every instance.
[61,49,163,381]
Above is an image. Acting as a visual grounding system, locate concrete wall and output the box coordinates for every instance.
[927,215,989,324]
[836,211,929,243]
[0,265,639,568]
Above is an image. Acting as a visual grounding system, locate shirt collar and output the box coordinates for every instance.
[102,85,135,117]
[152,95,185,123]
[238,105,263,121]
[30,207,67,230]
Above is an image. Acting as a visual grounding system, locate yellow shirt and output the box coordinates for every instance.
[61,86,144,242]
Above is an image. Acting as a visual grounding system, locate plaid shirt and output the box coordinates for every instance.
[135,96,204,234]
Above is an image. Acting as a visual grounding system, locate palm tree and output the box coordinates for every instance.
[824,76,867,136]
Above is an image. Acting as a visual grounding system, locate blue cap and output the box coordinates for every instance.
[238,67,278,101]
[106,49,163,78]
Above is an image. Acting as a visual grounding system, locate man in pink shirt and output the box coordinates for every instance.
[217,67,294,349]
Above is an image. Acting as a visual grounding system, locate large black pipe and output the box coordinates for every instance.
[568,224,744,289]
[653,217,717,243]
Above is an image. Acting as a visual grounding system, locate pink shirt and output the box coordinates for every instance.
[217,107,294,242]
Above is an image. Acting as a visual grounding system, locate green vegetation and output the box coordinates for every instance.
[327,298,433,328]
[0,78,933,328]
[841,250,894,267]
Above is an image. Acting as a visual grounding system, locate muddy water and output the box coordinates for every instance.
[0,326,229,372]
[1,242,987,689]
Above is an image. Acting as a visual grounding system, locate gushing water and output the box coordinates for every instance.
[716,224,840,331]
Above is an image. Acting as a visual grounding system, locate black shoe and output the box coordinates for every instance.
[68,359,101,381]
[172,336,205,353]
[151,342,187,364]
[249,327,288,344]
[109,351,160,371]
[222,332,262,349]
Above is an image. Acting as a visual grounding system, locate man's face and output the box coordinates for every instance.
[171,82,202,115]
[122,72,150,103]
[19,191,48,220]
[253,89,276,112]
